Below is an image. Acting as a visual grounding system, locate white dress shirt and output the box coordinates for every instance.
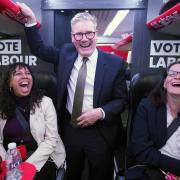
[159,105,180,160]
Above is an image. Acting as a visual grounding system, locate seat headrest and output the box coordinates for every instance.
[34,72,57,105]
[130,73,162,115]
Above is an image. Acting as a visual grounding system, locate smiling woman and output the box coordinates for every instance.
[125,61,180,179]
[0,63,41,118]
[0,63,65,180]
[9,64,33,97]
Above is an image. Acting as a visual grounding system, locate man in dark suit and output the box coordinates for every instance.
[18,3,128,180]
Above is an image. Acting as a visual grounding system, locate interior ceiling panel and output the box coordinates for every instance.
[90,10,117,36]
[0,8,135,41]
[91,10,135,39]
[113,10,135,38]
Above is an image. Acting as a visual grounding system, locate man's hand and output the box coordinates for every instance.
[16,2,36,24]
[177,176,180,180]
[77,108,103,127]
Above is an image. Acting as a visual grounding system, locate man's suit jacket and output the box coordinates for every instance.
[25,26,128,149]
[0,96,66,171]
[129,97,180,176]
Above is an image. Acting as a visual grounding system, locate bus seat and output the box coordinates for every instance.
[125,73,162,168]
[34,72,57,107]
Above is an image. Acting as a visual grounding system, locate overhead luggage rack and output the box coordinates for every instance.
[147,2,180,36]
[113,33,133,51]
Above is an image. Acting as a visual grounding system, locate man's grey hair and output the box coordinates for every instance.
[71,12,97,31]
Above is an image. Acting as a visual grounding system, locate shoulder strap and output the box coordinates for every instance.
[167,117,180,140]
[15,107,31,134]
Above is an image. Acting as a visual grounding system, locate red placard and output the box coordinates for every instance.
[19,162,36,180]
[0,161,6,180]
[0,0,40,28]
[0,161,36,180]
[17,145,27,161]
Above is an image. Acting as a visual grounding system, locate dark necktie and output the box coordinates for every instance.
[70,57,88,128]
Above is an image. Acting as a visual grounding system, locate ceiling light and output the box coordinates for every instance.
[103,10,129,36]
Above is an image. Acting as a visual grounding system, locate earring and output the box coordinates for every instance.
[9,87,12,93]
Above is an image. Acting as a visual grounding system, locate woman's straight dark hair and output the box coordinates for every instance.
[149,61,180,106]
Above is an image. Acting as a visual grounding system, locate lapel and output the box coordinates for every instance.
[61,51,78,88]
[29,111,38,142]
[93,51,106,107]
[29,107,46,143]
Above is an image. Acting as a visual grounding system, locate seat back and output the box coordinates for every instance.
[34,72,57,107]
[0,71,2,89]
[126,73,162,168]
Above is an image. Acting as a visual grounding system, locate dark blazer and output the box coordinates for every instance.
[129,97,180,176]
[25,26,128,149]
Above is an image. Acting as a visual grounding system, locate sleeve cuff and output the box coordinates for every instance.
[99,108,105,120]
[25,22,37,27]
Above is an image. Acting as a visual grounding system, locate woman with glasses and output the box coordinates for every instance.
[126,62,180,179]
[16,2,128,180]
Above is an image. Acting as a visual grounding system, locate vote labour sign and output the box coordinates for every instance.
[149,40,180,68]
[0,39,37,66]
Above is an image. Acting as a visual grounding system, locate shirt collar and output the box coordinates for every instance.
[77,48,98,63]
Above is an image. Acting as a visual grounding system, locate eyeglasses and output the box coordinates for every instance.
[73,31,96,41]
[167,70,180,77]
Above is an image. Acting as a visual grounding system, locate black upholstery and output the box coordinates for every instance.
[34,72,65,180]
[34,72,57,106]
[0,71,2,88]
[126,73,162,168]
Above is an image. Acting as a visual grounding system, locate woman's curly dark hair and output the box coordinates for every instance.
[0,63,44,119]
[149,61,180,106]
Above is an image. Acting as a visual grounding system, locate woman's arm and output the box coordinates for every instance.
[0,120,7,160]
